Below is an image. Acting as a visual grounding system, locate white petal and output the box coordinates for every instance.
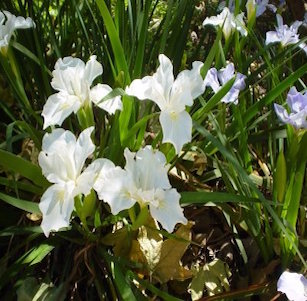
[95,167,136,215]
[290,21,302,33]
[222,15,233,40]
[173,61,205,105]
[277,271,307,301]
[13,16,35,29]
[234,12,248,37]
[0,12,17,47]
[126,75,166,110]
[73,126,95,176]
[127,54,175,111]
[39,183,75,237]
[41,128,75,154]
[265,31,281,45]
[189,61,206,98]
[90,84,122,114]
[51,57,86,94]
[88,158,116,187]
[154,54,175,99]
[290,111,307,129]
[169,85,193,113]
[42,92,82,129]
[159,110,192,154]
[266,4,277,13]
[286,87,301,112]
[84,55,103,85]
[126,76,155,98]
[203,8,226,27]
[149,188,187,233]
[203,15,223,27]
[39,129,77,183]
[299,42,307,55]
[39,152,70,184]
[76,158,114,196]
[39,128,95,184]
[54,56,85,71]
[276,14,283,28]
[125,146,171,191]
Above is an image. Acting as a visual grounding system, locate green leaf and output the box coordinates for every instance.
[95,0,130,82]
[0,226,42,236]
[21,244,54,266]
[11,41,52,76]
[193,77,236,122]
[284,132,307,227]
[0,176,43,195]
[181,191,268,205]
[274,151,287,203]
[94,87,125,105]
[0,244,54,289]
[0,192,40,214]
[243,64,307,124]
[200,29,222,78]
[123,112,159,146]
[0,149,48,188]
[102,251,138,301]
[194,121,307,268]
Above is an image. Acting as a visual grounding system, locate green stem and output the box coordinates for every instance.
[131,205,149,230]
[128,207,136,223]
[77,102,95,130]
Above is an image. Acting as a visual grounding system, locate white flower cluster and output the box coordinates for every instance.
[39,127,187,236]
[37,51,248,237]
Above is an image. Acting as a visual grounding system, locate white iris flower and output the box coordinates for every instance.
[0,10,34,50]
[93,145,187,233]
[38,126,112,236]
[42,56,122,129]
[203,7,247,40]
[277,271,307,301]
[126,54,205,154]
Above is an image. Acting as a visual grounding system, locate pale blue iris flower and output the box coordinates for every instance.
[274,87,307,129]
[277,271,307,301]
[265,15,307,54]
[204,63,246,105]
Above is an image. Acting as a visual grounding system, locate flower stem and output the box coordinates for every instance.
[131,206,149,230]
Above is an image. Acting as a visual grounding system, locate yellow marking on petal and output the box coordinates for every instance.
[57,190,65,202]
[170,111,178,121]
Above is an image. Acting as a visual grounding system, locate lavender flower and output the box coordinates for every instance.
[265,15,307,54]
[204,63,246,104]
[274,87,307,129]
